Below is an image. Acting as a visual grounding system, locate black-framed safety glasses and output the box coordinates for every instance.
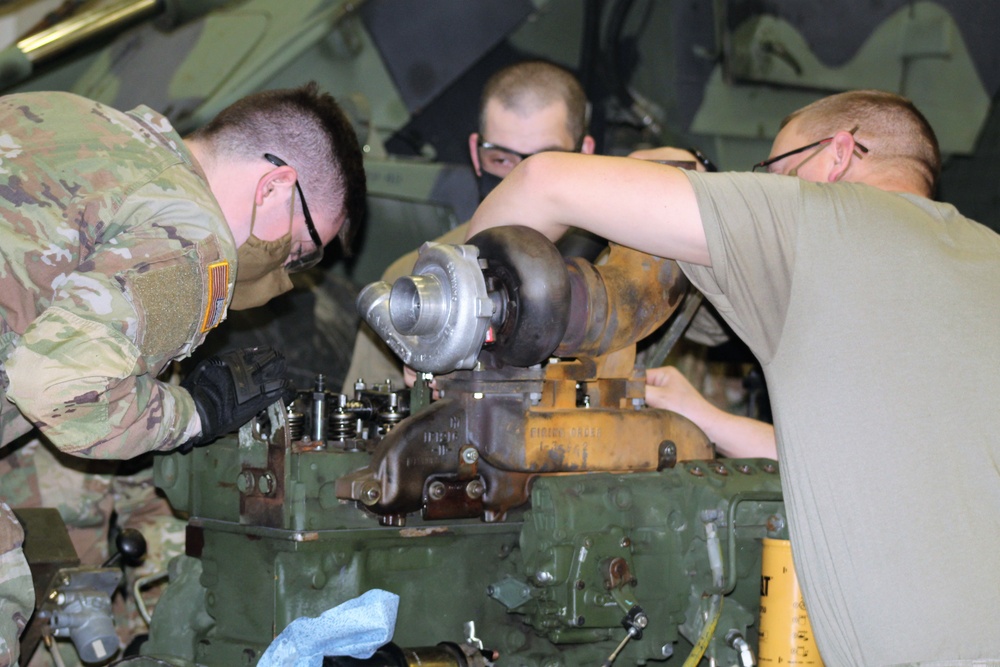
[752,126,869,175]
[264,153,323,272]
[476,138,581,178]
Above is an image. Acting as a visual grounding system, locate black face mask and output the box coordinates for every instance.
[476,170,504,202]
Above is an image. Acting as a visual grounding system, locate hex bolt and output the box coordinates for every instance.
[466,479,485,499]
[461,447,479,464]
[361,482,381,505]
[257,472,276,495]
[237,471,255,494]
[658,440,678,469]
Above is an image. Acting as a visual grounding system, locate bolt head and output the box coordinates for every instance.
[361,483,381,505]
[465,479,485,499]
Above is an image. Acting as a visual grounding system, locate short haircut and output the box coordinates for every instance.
[783,90,941,197]
[191,82,366,252]
[478,60,589,147]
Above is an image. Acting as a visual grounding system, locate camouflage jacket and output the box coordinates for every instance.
[0,92,236,459]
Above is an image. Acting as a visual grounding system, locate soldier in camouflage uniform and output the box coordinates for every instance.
[0,502,31,667]
[0,85,366,665]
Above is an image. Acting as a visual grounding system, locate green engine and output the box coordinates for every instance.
[136,390,783,667]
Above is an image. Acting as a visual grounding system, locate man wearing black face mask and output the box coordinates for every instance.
[341,60,595,392]
[468,60,595,200]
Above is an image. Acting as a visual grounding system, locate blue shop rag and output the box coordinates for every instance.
[257,589,400,667]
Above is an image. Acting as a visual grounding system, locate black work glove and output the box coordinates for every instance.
[178,346,295,451]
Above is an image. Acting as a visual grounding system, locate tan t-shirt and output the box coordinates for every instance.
[680,170,1000,666]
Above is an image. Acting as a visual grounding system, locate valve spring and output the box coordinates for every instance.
[329,411,355,440]
[286,408,305,442]
[379,393,406,431]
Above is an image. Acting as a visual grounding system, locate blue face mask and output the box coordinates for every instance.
[476,170,504,202]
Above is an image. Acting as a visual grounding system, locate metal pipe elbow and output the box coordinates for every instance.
[556,243,689,358]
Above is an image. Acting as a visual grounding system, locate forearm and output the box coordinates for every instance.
[646,367,777,460]
[9,362,199,459]
[5,307,199,458]
[87,373,201,458]
[700,408,777,460]
[467,152,575,242]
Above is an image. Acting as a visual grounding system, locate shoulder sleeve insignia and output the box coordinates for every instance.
[201,260,230,333]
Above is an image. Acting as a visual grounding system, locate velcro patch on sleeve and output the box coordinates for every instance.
[127,260,201,357]
[201,260,229,333]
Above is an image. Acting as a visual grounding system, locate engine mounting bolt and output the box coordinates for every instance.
[658,440,678,470]
[466,479,485,499]
[361,483,381,505]
[257,472,276,495]
[236,471,255,494]
[428,481,446,501]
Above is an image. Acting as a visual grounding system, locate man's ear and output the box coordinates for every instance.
[255,164,297,206]
[580,135,596,155]
[828,130,858,183]
[469,132,482,176]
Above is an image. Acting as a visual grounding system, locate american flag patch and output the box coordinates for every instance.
[201,260,230,332]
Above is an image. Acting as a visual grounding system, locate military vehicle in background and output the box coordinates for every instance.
[3,0,998,300]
